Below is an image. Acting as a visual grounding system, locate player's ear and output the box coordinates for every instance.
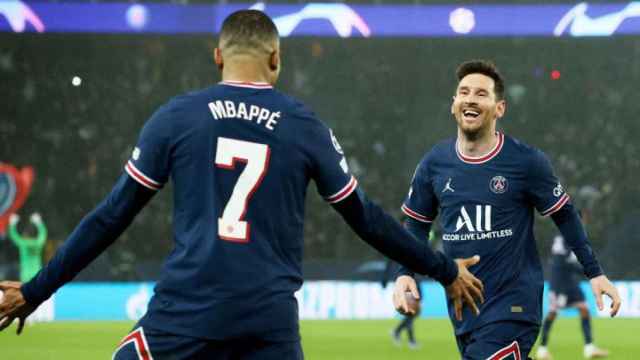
[214,47,223,71]
[269,49,280,72]
[450,96,456,115]
[496,99,506,118]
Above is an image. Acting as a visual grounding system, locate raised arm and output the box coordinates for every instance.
[8,214,26,248]
[30,213,47,248]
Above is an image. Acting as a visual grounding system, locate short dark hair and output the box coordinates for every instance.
[456,60,505,100]
[219,10,279,56]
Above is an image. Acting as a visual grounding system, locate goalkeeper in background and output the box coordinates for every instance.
[8,213,47,283]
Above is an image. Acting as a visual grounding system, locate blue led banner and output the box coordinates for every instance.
[21,281,640,321]
[3,1,640,37]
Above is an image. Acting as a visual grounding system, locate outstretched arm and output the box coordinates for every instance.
[0,174,154,334]
[20,174,154,307]
[551,204,621,316]
[332,188,456,285]
[395,218,433,278]
[331,189,483,320]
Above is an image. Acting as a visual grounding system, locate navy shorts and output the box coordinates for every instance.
[112,326,303,360]
[549,286,585,311]
[456,321,539,360]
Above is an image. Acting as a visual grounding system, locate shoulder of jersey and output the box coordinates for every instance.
[503,134,542,160]
[424,137,456,162]
[276,90,318,120]
[159,85,247,118]
[163,86,216,112]
[269,90,327,133]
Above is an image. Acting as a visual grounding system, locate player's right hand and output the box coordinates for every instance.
[393,275,420,315]
[590,274,621,317]
[446,255,484,321]
[0,281,35,335]
[9,214,19,225]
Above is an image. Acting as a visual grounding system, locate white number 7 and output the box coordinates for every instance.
[215,137,270,242]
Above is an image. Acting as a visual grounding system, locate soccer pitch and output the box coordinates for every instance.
[1,319,637,359]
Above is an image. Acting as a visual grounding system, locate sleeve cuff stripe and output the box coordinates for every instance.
[541,193,570,216]
[401,204,432,223]
[125,161,162,191]
[326,176,358,204]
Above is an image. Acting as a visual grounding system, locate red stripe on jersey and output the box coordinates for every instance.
[542,193,570,216]
[456,132,504,164]
[125,161,162,191]
[401,204,433,223]
[220,80,273,89]
[487,341,521,360]
[326,176,358,204]
[114,328,153,360]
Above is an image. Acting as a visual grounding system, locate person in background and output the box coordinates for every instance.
[8,213,47,282]
[536,209,610,360]
[384,229,437,350]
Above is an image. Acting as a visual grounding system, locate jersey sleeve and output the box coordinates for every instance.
[401,159,437,223]
[527,150,570,216]
[307,121,357,204]
[124,104,173,191]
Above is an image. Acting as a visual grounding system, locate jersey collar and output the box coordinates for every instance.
[220,80,273,89]
[456,132,504,164]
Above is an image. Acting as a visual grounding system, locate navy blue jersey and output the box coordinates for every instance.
[549,234,583,292]
[125,81,356,341]
[402,133,570,335]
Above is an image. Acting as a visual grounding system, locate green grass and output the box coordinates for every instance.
[0,319,638,359]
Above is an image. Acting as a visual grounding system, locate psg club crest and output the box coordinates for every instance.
[0,163,34,236]
[490,175,508,194]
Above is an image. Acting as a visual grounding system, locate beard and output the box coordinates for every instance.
[459,124,482,140]
[456,113,494,141]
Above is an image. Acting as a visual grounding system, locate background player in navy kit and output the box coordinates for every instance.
[393,60,621,360]
[0,10,484,359]
[384,229,437,349]
[536,209,609,360]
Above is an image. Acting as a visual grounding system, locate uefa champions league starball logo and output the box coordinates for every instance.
[490,175,508,194]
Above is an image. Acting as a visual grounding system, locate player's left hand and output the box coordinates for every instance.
[590,275,621,317]
[0,281,35,335]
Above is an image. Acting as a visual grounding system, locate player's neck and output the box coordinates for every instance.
[457,129,498,158]
[221,63,273,85]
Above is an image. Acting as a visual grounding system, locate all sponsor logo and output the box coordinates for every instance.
[444,205,513,241]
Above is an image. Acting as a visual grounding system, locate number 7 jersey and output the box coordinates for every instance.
[402,133,570,335]
[124,81,356,341]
